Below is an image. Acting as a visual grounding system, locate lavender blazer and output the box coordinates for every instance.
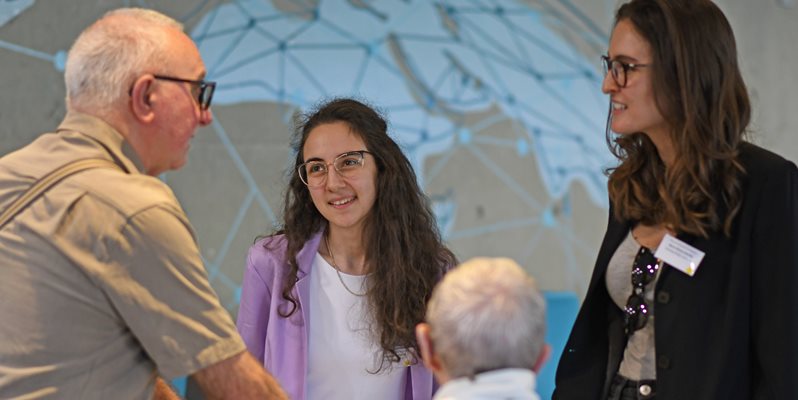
[236,231,436,400]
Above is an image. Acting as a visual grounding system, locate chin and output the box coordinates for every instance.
[326,216,366,232]
[171,157,188,171]
[610,123,637,136]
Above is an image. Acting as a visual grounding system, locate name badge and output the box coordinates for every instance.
[654,233,705,277]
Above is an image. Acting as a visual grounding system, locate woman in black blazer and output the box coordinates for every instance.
[554,1,798,399]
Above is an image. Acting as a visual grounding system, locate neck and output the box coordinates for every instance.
[325,227,368,275]
[118,115,163,176]
[645,127,676,168]
[69,103,126,133]
[433,369,451,385]
[631,223,672,250]
[75,105,163,176]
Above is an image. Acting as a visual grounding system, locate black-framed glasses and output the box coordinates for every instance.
[298,150,371,188]
[623,246,660,335]
[153,75,216,110]
[601,55,649,88]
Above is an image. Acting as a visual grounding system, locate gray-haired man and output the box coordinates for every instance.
[0,8,286,399]
[416,257,550,400]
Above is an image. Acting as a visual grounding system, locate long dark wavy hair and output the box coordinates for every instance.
[269,98,456,369]
[606,0,749,238]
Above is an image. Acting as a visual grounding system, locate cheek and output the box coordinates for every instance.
[353,173,378,198]
[171,131,192,150]
[640,84,661,112]
[639,94,665,123]
[360,176,379,208]
[308,187,326,210]
[364,167,379,194]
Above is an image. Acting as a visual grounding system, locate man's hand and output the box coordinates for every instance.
[153,378,181,400]
[192,351,288,400]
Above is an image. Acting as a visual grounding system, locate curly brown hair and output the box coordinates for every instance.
[606,0,749,238]
[268,98,456,370]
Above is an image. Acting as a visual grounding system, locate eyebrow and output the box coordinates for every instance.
[607,53,643,63]
[302,150,365,163]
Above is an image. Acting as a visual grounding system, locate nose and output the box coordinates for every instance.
[601,71,619,94]
[325,166,346,191]
[199,107,213,126]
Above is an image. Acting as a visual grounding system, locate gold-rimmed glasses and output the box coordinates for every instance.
[297,150,372,188]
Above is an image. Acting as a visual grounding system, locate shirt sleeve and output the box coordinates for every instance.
[236,242,274,364]
[92,204,245,379]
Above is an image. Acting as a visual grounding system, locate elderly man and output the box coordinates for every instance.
[0,8,286,400]
[416,257,550,400]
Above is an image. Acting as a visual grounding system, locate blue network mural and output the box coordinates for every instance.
[0,0,32,27]
[0,0,618,305]
[187,0,614,302]
[193,0,611,200]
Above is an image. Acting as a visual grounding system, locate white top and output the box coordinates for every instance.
[306,252,406,400]
[433,369,540,400]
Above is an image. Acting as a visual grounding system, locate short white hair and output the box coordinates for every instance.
[64,8,183,111]
[426,257,546,379]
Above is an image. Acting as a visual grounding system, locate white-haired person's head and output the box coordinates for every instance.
[64,8,182,113]
[416,257,550,384]
[63,7,214,176]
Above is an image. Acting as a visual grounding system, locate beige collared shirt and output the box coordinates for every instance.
[0,112,244,399]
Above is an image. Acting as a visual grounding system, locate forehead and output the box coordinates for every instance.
[163,27,205,75]
[303,121,367,160]
[608,19,652,61]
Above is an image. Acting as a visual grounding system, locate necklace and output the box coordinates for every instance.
[324,234,367,297]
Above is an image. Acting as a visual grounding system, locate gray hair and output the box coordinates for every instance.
[426,257,546,379]
[64,8,183,111]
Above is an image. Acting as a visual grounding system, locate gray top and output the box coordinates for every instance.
[605,230,659,380]
[0,112,245,399]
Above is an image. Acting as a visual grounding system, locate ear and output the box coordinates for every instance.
[129,74,157,124]
[415,323,440,372]
[532,343,551,374]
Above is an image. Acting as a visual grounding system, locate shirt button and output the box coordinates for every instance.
[658,356,671,369]
[657,291,671,304]
[639,384,652,396]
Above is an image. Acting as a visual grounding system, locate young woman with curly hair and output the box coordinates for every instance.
[237,98,456,400]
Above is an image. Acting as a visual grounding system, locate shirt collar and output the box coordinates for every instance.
[56,111,145,174]
[434,369,539,400]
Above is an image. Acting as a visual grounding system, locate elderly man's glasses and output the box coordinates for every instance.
[623,246,661,335]
[153,75,216,110]
[601,55,649,88]
[298,150,371,188]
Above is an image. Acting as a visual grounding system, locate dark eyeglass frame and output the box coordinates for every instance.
[297,150,372,188]
[153,75,216,110]
[623,246,661,335]
[601,55,649,88]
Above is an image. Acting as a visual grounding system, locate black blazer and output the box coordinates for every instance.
[554,142,798,400]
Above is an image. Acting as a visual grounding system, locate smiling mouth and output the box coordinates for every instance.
[612,101,627,110]
[330,197,356,206]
